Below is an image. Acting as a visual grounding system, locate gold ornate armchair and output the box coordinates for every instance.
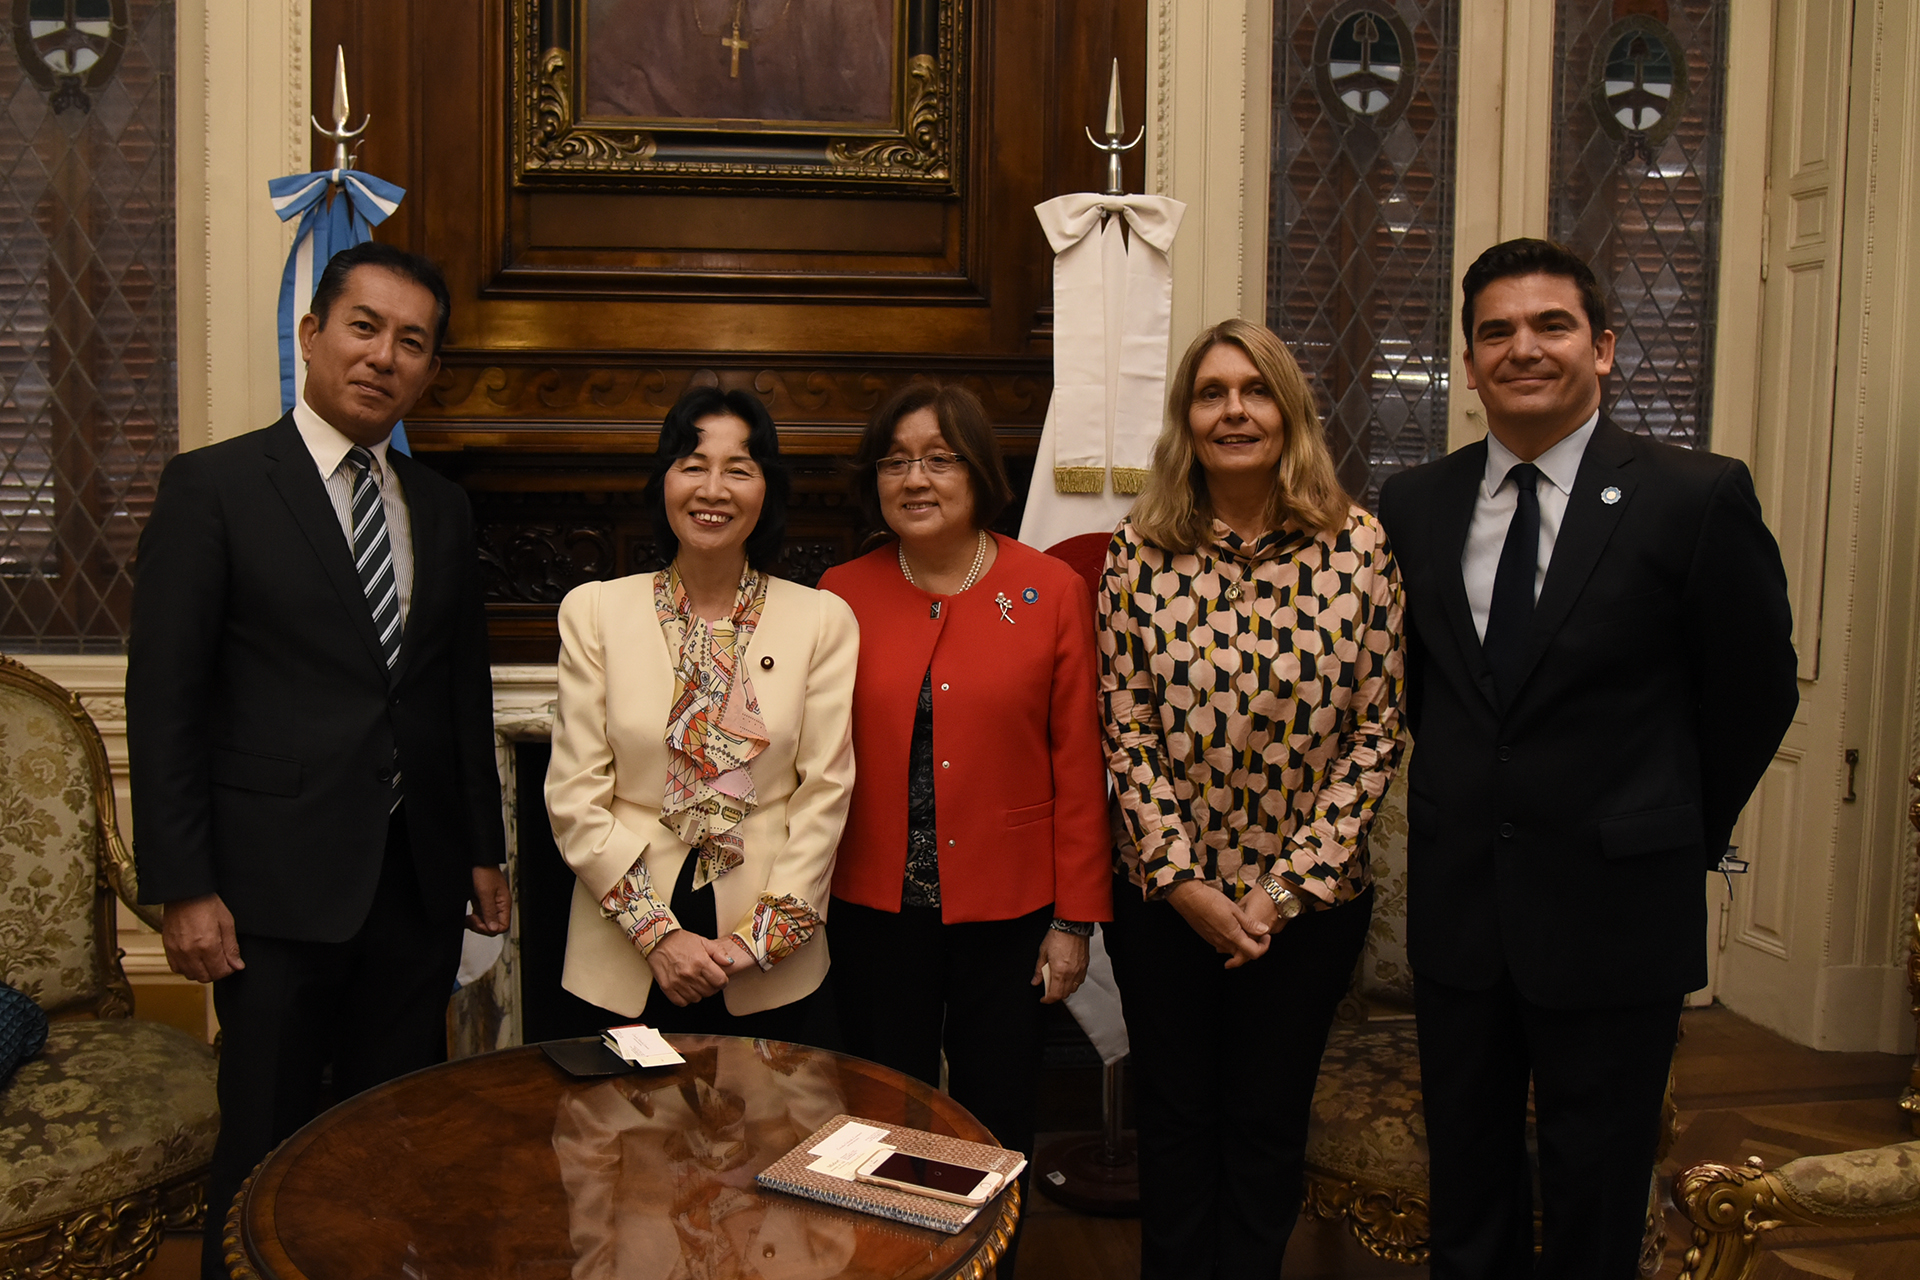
[0,654,220,1279]
[1300,745,1674,1271]
[1676,1143,1920,1279]
[1675,773,1920,1274]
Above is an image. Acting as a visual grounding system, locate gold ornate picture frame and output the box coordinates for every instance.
[512,0,967,193]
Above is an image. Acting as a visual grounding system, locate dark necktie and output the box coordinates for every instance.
[344,446,403,673]
[1482,462,1541,707]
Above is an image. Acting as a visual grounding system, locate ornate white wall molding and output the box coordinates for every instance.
[1446,0,1555,451]
[1147,0,1272,364]
[176,0,310,450]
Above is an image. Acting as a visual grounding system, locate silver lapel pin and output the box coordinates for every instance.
[1601,485,1622,505]
[995,591,1016,624]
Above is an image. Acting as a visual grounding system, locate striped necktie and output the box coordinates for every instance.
[344,446,403,672]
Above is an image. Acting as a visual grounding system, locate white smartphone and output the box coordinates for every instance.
[855,1147,1003,1206]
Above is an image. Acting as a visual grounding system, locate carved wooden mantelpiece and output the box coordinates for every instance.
[418,440,1032,662]
[409,356,1043,661]
[412,355,1054,434]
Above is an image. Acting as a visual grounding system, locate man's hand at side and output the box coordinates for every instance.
[162,894,244,983]
[467,865,511,935]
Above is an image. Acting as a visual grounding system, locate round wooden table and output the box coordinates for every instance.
[220,1036,1018,1280]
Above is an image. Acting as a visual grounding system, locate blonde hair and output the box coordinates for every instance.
[1129,318,1351,552]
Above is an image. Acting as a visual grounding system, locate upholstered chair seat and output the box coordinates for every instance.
[0,1019,217,1237]
[0,655,220,1277]
[1776,1140,1920,1212]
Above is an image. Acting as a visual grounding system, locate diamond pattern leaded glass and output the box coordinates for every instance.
[0,1,176,651]
[1268,0,1458,510]
[1552,0,1727,449]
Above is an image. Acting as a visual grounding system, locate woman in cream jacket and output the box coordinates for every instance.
[546,387,857,1037]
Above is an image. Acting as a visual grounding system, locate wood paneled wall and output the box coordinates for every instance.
[312,0,1145,660]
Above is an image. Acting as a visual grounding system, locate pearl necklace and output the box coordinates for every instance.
[899,530,989,594]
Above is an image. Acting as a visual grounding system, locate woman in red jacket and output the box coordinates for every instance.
[818,383,1111,1256]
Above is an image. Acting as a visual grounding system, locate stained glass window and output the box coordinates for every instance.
[0,0,176,650]
[1551,0,1727,449]
[1268,0,1458,508]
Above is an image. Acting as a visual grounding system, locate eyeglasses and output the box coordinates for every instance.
[875,453,967,478]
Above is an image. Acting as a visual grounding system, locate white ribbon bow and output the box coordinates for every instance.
[1034,193,1186,498]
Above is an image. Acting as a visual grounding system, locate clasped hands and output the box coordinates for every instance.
[646,928,757,1006]
[162,866,513,984]
[1167,879,1284,968]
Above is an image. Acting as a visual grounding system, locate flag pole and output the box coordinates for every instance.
[1030,59,1147,1218]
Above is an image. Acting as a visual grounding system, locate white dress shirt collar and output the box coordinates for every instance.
[1482,409,1599,501]
[292,394,394,480]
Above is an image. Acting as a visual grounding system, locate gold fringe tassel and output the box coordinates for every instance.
[1053,466,1107,494]
[1111,467,1148,495]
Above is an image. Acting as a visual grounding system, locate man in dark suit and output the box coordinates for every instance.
[1376,238,1798,1278]
[127,241,509,1276]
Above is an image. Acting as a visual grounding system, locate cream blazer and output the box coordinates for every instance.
[546,572,858,1016]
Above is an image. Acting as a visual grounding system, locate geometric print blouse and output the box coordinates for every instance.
[1097,508,1406,908]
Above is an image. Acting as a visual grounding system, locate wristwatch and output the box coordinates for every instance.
[1258,874,1304,921]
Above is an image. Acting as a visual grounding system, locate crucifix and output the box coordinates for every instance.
[721,0,750,78]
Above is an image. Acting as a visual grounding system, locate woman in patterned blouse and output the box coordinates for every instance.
[546,387,858,1039]
[1100,318,1405,1278]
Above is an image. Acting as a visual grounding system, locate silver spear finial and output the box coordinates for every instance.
[331,45,351,132]
[312,46,370,175]
[1086,59,1144,197]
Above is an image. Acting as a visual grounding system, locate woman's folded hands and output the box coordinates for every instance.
[644,929,753,1005]
[1166,880,1272,968]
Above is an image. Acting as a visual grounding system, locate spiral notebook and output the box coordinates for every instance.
[755,1113,1025,1234]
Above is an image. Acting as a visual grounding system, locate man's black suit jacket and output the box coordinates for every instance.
[1375,420,1797,1008]
[127,416,505,942]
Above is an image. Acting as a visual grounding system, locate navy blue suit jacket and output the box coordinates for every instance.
[1376,419,1796,1007]
[128,416,505,942]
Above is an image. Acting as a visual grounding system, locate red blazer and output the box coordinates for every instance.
[818,534,1112,923]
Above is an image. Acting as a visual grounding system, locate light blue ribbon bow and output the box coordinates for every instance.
[268,168,411,452]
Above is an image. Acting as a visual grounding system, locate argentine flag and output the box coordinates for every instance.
[268,168,411,453]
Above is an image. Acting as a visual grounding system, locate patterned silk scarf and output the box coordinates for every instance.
[656,565,770,890]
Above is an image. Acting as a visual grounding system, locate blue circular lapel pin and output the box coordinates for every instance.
[1601,485,1622,505]
[1022,587,1039,604]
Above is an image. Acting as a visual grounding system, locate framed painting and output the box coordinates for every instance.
[512,0,968,192]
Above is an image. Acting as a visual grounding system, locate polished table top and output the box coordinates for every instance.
[224,1036,1018,1280]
